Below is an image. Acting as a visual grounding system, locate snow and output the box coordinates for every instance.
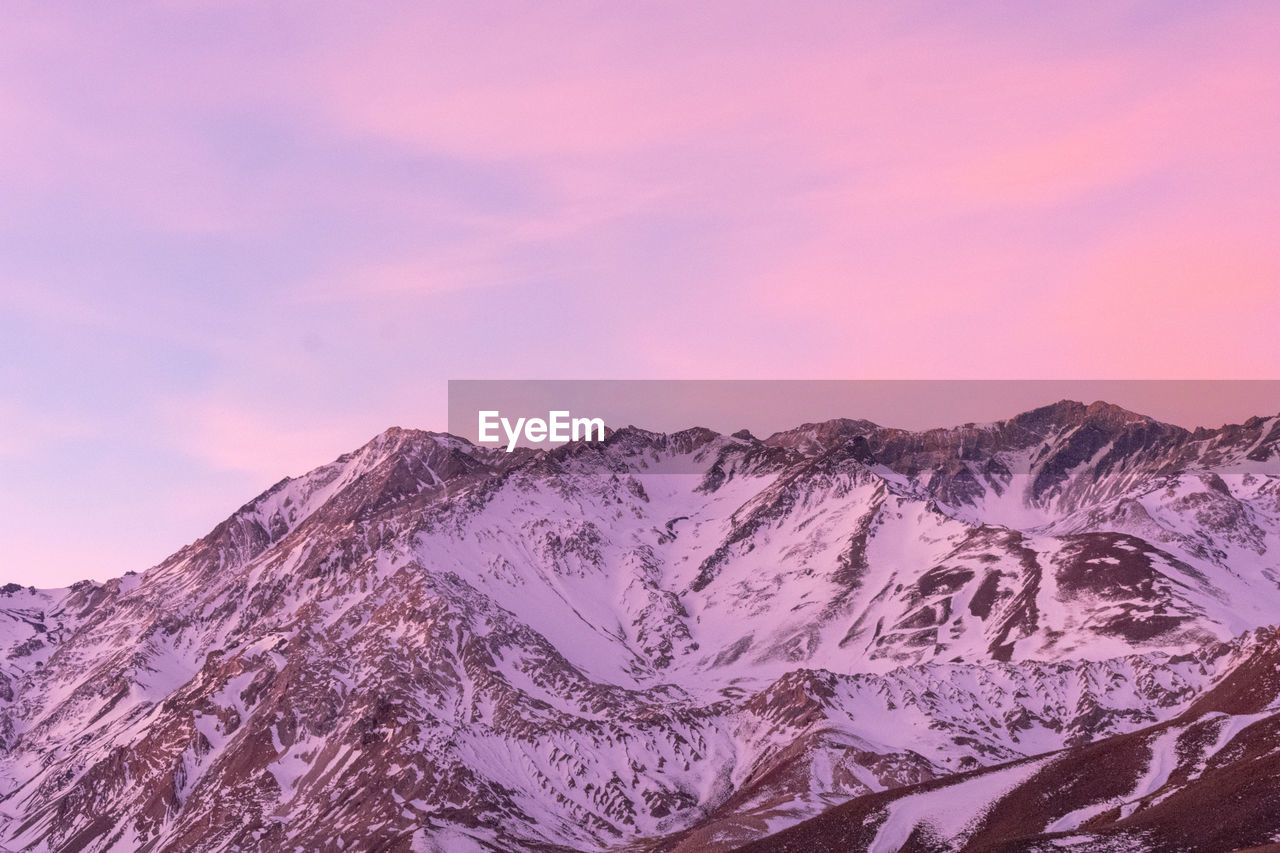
[868,757,1052,852]
[1048,725,1184,831]
[409,825,496,853]
[1,412,1278,851]
[1118,725,1182,819]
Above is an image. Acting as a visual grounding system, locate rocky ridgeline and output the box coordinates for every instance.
[0,401,1276,851]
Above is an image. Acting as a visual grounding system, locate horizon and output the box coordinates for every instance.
[19,390,1279,592]
[434,396,1280,445]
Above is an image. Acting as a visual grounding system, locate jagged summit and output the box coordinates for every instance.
[1017,398,1163,428]
[764,417,879,451]
[333,402,1267,491]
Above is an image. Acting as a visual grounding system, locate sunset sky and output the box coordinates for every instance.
[2,2,1279,586]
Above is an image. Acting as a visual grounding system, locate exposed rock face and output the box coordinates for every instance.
[0,401,1277,852]
[741,628,1280,853]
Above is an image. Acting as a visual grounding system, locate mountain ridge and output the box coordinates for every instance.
[1,399,1278,851]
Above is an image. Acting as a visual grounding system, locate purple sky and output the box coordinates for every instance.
[2,2,1279,586]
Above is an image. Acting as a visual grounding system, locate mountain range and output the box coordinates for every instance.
[1,400,1278,852]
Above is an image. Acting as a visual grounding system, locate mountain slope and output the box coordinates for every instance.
[0,401,1276,851]
[739,627,1280,853]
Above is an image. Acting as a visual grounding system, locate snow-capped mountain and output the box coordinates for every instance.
[0,400,1277,852]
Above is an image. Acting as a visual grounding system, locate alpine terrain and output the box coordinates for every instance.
[2,400,1280,853]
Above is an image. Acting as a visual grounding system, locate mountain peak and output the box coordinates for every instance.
[1008,399,1165,435]
[360,425,457,454]
[764,417,879,450]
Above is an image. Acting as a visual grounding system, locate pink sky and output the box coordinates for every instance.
[1,2,1279,586]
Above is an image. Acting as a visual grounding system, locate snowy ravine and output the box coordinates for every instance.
[0,400,1279,852]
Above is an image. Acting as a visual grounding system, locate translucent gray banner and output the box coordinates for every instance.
[447,380,1280,452]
